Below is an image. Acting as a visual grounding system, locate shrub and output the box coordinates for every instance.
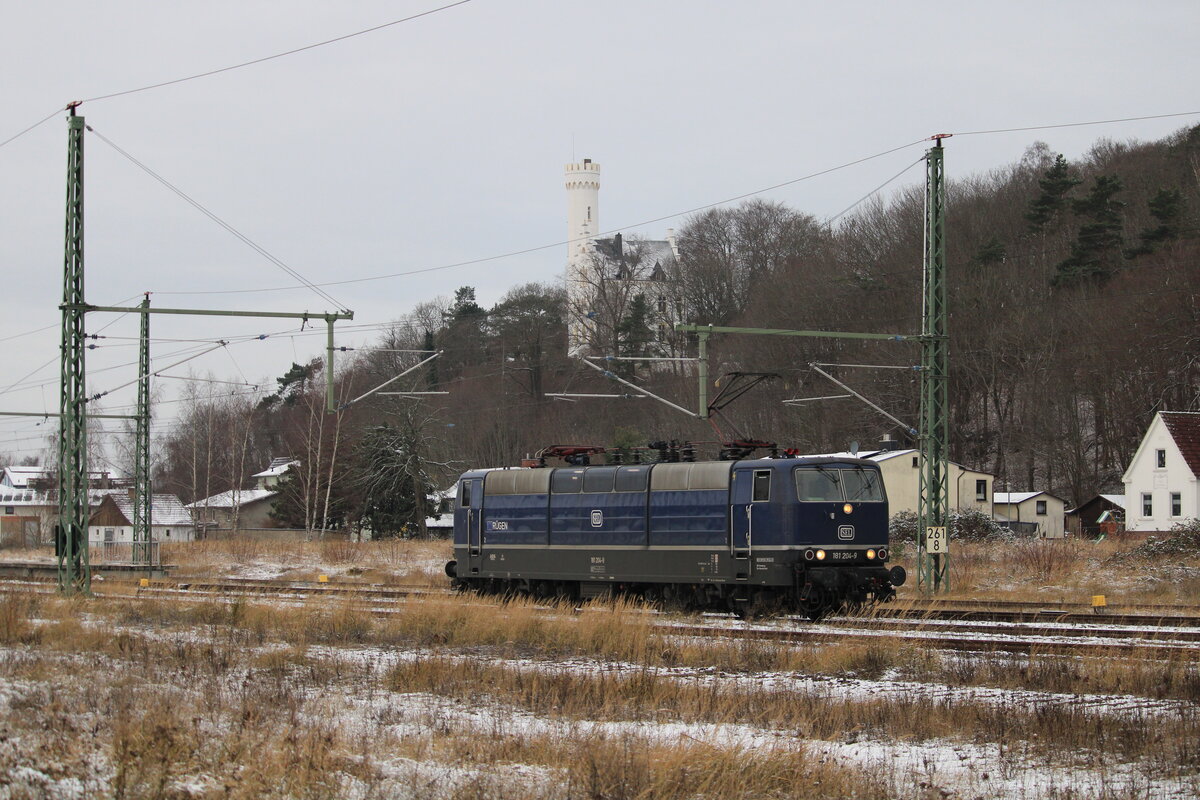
[1109,518,1200,563]
[889,508,1012,544]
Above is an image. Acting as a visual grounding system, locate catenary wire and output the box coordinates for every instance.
[153,137,932,297]
[80,1,477,104]
[86,125,348,311]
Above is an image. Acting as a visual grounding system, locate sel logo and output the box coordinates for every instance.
[590,510,604,527]
[838,525,855,541]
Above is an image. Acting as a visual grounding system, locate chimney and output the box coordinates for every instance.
[613,232,623,259]
[879,435,901,452]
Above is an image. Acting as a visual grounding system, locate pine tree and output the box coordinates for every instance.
[1126,187,1184,258]
[1026,154,1080,233]
[971,235,1007,267]
[1053,174,1125,285]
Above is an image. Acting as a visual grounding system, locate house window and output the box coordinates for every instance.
[3,506,12,515]
[912,456,919,469]
[1036,500,1047,516]
[1156,449,1166,468]
[104,528,115,543]
[657,296,667,313]
[1142,493,1153,517]
[1171,493,1182,517]
[165,529,171,538]
[975,480,987,502]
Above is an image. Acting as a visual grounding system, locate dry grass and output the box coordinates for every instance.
[897,536,1200,605]
[157,537,452,585]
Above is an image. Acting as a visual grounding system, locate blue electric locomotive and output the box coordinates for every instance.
[445,455,905,618]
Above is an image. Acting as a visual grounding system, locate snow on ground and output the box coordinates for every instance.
[3,617,1199,799]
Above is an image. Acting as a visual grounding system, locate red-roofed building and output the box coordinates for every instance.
[1122,411,1200,531]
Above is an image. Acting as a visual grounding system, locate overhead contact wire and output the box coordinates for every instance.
[79,1,477,104]
[87,126,348,311]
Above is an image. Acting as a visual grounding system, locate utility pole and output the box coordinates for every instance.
[50,109,354,594]
[917,136,950,594]
[132,293,151,568]
[57,103,89,595]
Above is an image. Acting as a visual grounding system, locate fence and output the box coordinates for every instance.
[90,540,161,566]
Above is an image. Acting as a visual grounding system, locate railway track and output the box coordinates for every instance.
[3,573,1199,660]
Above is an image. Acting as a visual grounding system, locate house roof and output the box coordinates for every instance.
[1161,411,1200,478]
[252,458,298,479]
[812,449,992,476]
[994,491,1056,505]
[92,493,192,527]
[186,488,277,509]
[1100,494,1126,509]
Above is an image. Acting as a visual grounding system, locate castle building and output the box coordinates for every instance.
[564,159,681,358]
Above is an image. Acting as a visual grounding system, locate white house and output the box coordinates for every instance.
[993,491,1067,538]
[816,447,994,517]
[1122,411,1200,532]
[88,492,194,545]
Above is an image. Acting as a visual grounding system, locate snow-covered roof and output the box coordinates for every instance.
[1,466,46,488]
[0,489,43,505]
[994,491,1046,505]
[252,458,298,479]
[1100,494,1126,509]
[185,488,277,510]
[93,493,192,527]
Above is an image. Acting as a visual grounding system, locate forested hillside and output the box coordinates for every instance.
[155,126,1200,530]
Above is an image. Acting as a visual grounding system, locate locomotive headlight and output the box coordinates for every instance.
[867,549,876,560]
[816,549,826,560]
[843,503,853,514]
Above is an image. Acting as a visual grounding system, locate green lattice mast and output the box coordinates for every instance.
[132,293,151,566]
[57,105,90,594]
[917,136,950,593]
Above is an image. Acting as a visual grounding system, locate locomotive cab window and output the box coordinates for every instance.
[459,482,470,507]
[794,468,843,502]
[751,470,771,502]
[842,468,885,502]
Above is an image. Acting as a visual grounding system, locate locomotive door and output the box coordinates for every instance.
[464,478,483,572]
[731,468,771,574]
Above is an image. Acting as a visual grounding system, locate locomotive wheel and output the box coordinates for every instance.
[799,586,831,621]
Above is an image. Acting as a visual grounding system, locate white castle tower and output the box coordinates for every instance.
[565,158,600,357]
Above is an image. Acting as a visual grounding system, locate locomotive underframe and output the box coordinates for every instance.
[448,544,895,618]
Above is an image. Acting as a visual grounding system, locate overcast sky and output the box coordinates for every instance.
[2,0,1198,461]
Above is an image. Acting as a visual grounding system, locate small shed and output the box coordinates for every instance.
[993,491,1067,538]
[1066,494,1126,538]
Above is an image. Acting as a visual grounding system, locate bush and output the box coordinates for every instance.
[889,508,1012,544]
[1109,518,1200,563]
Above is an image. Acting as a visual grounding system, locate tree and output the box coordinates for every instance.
[489,282,566,398]
[1126,187,1185,257]
[1053,174,1125,285]
[349,417,451,538]
[1025,154,1080,233]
